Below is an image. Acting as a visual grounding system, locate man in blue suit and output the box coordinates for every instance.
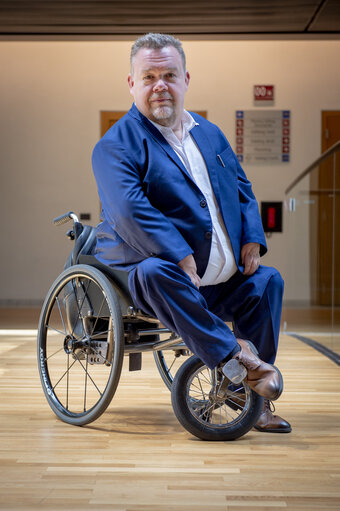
[92,33,291,433]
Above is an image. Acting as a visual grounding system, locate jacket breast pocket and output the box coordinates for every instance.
[217,146,239,193]
[218,146,238,176]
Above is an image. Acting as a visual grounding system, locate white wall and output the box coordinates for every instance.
[0,39,339,304]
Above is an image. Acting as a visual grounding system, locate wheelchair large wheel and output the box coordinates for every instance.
[171,355,263,441]
[37,264,124,426]
[153,348,190,390]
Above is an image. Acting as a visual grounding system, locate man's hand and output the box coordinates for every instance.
[241,243,260,276]
[178,254,201,288]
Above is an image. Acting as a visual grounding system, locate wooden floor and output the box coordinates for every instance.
[0,310,340,510]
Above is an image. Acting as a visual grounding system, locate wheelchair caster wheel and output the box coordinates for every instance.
[171,355,263,441]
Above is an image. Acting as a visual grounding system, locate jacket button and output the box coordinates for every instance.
[200,199,207,208]
[205,231,212,239]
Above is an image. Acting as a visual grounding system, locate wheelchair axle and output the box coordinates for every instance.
[63,334,109,365]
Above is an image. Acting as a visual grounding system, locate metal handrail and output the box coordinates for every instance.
[285,140,340,194]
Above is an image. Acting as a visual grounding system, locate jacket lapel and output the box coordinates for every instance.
[129,104,196,184]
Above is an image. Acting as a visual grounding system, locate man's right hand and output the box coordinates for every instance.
[178,254,201,288]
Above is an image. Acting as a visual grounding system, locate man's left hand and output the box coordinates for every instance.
[241,243,260,276]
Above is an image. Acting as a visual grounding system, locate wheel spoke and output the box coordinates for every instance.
[46,324,67,336]
[70,278,91,338]
[190,380,208,394]
[88,295,106,337]
[195,374,208,400]
[197,401,215,420]
[66,353,69,410]
[222,405,236,422]
[75,357,103,397]
[84,355,89,412]
[166,356,177,375]
[52,358,78,391]
[45,345,65,361]
[55,296,67,335]
[227,395,245,408]
[88,329,110,340]
[197,371,212,386]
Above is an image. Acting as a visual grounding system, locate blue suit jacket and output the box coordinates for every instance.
[92,104,267,276]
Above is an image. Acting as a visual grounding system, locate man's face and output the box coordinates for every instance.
[128,46,190,129]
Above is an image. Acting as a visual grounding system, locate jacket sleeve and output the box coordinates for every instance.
[92,139,194,264]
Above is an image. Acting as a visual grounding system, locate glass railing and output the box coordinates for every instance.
[283,140,340,356]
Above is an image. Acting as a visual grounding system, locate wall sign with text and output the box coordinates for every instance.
[254,85,274,102]
[235,110,290,164]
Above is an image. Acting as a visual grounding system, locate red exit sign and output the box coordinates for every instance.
[254,85,274,101]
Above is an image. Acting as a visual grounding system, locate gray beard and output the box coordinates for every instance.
[150,105,176,127]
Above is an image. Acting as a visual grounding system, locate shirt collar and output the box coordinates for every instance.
[149,110,199,139]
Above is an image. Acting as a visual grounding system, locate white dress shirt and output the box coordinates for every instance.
[150,110,237,286]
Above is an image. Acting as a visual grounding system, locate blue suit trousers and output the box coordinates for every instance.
[128,258,284,369]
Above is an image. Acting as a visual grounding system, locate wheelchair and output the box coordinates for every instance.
[37,212,263,441]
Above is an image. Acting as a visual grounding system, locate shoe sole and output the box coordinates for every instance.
[254,425,292,433]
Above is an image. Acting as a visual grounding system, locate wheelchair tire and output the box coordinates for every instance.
[153,349,190,390]
[37,264,124,426]
[171,355,263,441]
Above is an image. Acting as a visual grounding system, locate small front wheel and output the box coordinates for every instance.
[37,265,124,426]
[171,355,263,441]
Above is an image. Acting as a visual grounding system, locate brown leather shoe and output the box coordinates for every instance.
[222,339,283,401]
[254,399,292,433]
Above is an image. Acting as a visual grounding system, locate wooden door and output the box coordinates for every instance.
[317,111,340,305]
[101,111,127,137]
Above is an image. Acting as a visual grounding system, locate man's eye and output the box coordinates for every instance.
[143,75,153,81]
[167,73,176,79]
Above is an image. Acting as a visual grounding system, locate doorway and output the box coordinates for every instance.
[316,111,340,305]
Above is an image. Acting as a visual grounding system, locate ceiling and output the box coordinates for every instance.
[0,0,339,38]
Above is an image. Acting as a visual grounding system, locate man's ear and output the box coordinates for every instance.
[127,74,134,96]
[185,71,190,88]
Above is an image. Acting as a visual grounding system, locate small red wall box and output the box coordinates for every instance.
[261,202,282,232]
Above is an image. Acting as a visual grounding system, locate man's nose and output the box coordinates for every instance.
[153,79,168,92]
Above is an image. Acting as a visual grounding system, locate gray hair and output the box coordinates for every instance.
[130,33,186,73]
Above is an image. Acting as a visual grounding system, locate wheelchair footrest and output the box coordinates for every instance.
[129,352,142,371]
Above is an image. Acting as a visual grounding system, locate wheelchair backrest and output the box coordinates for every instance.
[64,224,97,270]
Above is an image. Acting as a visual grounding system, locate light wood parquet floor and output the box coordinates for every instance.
[0,309,339,511]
